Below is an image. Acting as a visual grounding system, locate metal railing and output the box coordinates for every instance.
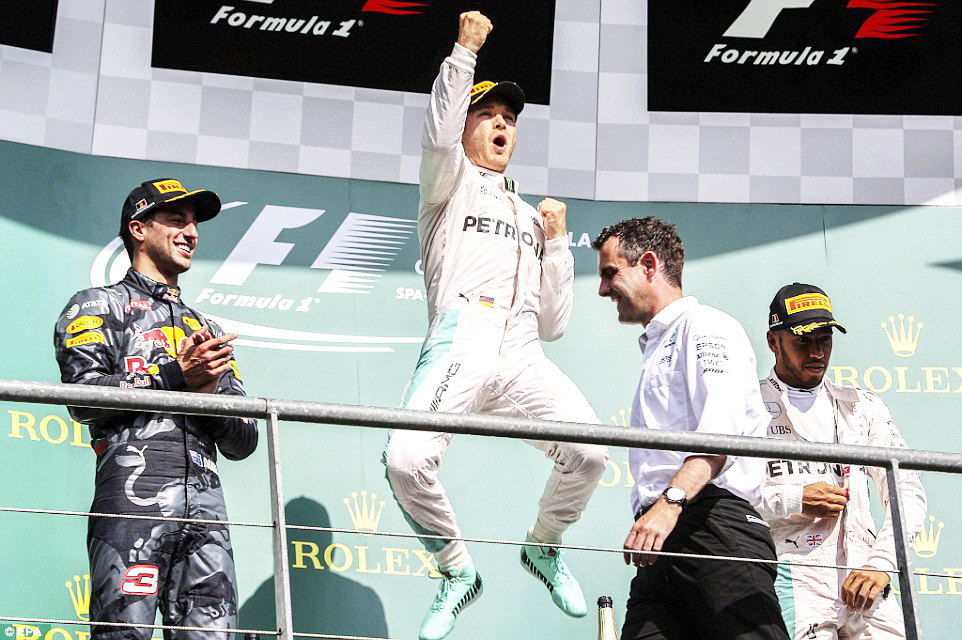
[2,378,961,640]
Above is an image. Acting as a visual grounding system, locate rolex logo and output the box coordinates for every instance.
[881,314,923,358]
[344,490,385,533]
[912,515,944,558]
[610,408,631,427]
[65,573,90,620]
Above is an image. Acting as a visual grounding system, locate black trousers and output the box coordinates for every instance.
[622,486,790,640]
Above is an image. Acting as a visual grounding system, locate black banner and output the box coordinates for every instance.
[0,0,58,52]
[648,0,962,115]
[152,0,556,104]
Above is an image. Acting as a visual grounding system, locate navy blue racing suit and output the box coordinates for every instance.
[54,268,257,640]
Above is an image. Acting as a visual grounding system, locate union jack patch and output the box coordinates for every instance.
[805,534,824,548]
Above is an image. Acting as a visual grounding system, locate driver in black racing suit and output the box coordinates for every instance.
[53,178,257,639]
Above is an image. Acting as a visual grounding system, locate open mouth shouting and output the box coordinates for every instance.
[492,134,508,152]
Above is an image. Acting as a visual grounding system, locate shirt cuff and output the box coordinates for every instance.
[863,555,896,574]
[448,43,477,73]
[782,484,804,516]
[543,236,571,258]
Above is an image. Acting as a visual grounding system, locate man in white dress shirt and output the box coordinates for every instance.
[593,217,789,640]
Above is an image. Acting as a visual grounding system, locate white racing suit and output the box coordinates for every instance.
[383,43,607,569]
[758,372,927,639]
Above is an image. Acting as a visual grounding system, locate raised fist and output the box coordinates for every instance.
[457,11,493,53]
[538,198,568,240]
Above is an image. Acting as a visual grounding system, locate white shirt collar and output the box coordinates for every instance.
[474,165,519,194]
[638,296,698,349]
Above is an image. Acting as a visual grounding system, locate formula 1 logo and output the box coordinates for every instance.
[239,0,429,16]
[207,206,416,293]
[649,0,959,114]
[724,0,818,38]
[723,0,939,39]
[155,1,554,102]
[362,0,428,15]
[91,201,423,354]
[847,0,938,39]
[209,0,430,38]
[708,0,944,68]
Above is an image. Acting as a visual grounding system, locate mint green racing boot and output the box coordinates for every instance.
[419,560,483,640]
[520,534,588,617]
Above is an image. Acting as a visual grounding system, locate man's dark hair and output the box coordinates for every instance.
[592,217,685,288]
[120,213,153,260]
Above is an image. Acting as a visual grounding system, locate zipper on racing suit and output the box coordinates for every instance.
[502,180,523,356]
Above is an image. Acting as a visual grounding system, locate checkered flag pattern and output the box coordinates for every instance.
[1,0,959,205]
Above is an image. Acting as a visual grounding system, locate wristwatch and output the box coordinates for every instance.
[662,486,688,508]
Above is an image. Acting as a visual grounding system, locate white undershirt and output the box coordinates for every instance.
[785,381,836,443]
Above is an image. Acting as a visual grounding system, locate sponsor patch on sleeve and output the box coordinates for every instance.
[126,299,153,313]
[189,449,219,474]
[66,315,104,333]
[693,334,730,374]
[81,298,108,311]
[66,331,106,348]
[805,533,824,548]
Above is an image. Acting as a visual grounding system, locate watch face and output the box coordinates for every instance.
[665,487,686,503]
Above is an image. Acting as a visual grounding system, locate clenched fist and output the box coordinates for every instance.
[538,197,567,240]
[457,11,492,53]
[801,481,848,519]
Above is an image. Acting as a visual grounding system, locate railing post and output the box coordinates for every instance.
[266,406,294,640]
[886,458,922,640]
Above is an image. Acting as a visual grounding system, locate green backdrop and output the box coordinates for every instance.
[1,141,959,639]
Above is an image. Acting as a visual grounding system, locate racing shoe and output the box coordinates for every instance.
[520,533,588,618]
[419,561,483,640]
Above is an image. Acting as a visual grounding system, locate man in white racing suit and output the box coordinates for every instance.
[759,283,927,639]
[383,11,607,640]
